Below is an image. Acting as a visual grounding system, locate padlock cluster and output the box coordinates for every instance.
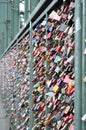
[15,37,30,130]
[32,19,46,130]
[0,36,30,130]
[0,47,17,129]
[0,0,75,130]
[32,0,75,130]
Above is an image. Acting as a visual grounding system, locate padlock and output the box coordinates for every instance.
[83,76,86,82]
[83,48,86,55]
[54,55,61,63]
[48,26,54,32]
[63,75,70,84]
[69,123,75,130]
[49,11,62,22]
[36,95,43,102]
[58,93,63,101]
[15,2,74,129]
[59,23,68,32]
[69,2,75,11]
[44,119,51,126]
[64,105,71,114]
[69,113,74,121]
[67,86,74,95]
[63,6,69,13]
[47,32,52,39]
[50,116,57,128]
[53,84,59,94]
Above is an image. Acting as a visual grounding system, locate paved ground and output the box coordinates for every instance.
[0,96,10,130]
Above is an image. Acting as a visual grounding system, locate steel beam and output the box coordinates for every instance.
[82,0,86,129]
[45,13,50,130]
[0,0,8,51]
[75,0,82,130]
[1,2,6,52]
[0,4,2,56]
[7,1,11,46]
[0,0,59,59]
[24,0,28,22]
[29,21,34,129]
[11,0,19,40]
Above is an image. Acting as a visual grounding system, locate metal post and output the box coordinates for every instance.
[82,0,86,130]
[0,39,2,56]
[15,39,19,129]
[1,1,6,52]
[11,0,14,40]
[24,0,28,22]
[45,13,50,130]
[75,0,82,130]
[1,33,4,55]
[29,21,34,129]
[29,1,34,128]
[11,0,19,40]
[0,3,2,56]
[0,0,11,52]
[5,3,8,50]
[7,1,11,46]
